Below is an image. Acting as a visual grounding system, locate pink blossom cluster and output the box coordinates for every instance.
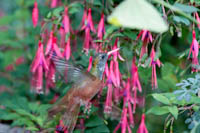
[31,1,149,132]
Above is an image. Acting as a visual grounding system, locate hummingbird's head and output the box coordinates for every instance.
[92,48,120,80]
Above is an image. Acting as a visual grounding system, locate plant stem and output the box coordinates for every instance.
[152,0,200,25]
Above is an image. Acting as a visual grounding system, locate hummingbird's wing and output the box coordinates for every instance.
[50,53,88,84]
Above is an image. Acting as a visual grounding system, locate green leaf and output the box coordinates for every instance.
[168,106,178,119]
[53,7,64,17]
[152,93,171,105]
[0,15,14,26]
[173,16,190,25]
[173,3,199,13]
[123,30,137,40]
[107,0,168,33]
[146,106,169,115]
[85,115,104,127]
[85,125,109,133]
[26,126,39,131]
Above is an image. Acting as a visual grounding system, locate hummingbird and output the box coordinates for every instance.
[48,48,120,133]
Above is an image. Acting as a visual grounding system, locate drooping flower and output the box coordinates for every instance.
[87,56,93,72]
[83,27,91,54]
[82,8,96,33]
[32,1,39,27]
[45,57,56,94]
[30,41,48,93]
[5,64,15,71]
[15,56,25,66]
[137,30,153,62]
[63,38,71,60]
[195,12,200,30]
[81,8,96,54]
[104,78,113,114]
[80,9,87,29]
[131,57,142,92]
[63,7,70,34]
[188,30,199,72]
[97,13,105,40]
[45,31,63,58]
[137,114,148,133]
[125,79,134,126]
[51,0,58,8]
[59,26,65,48]
[149,46,161,89]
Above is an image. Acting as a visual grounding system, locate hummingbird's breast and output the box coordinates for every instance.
[71,73,102,105]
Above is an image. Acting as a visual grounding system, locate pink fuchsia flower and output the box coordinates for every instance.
[59,26,65,48]
[188,30,199,72]
[82,8,96,33]
[30,41,48,93]
[63,38,71,60]
[51,0,58,8]
[81,8,96,54]
[45,57,56,94]
[83,27,91,54]
[87,56,93,72]
[195,12,200,30]
[137,30,153,62]
[45,31,63,58]
[5,64,15,71]
[131,57,142,92]
[137,114,148,133]
[80,9,87,29]
[32,1,39,28]
[63,7,70,34]
[136,30,153,43]
[104,78,113,114]
[112,38,124,62]
[15,56,25,66]
[97,13,105,40]
[114,106,132,133]
[125,79,134,126]
[149,46,161,89]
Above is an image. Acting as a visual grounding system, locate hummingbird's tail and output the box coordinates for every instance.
[48,93,80,133]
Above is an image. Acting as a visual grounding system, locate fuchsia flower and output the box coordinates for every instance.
[131,57,142,92]
[61,7,72,60]
[104,78,113,114]
[59,26,65,48]
[80,9,87,28]
[188,30,199,72]
[137,114,148,133]
[125,79,134,126]
[97,13,105,40]
[87,56,93,72]
[195,12,200,30]
[83,27,91,54]
[149,46,161,89]
[32,1,39,28]
[30,41,48,93]
[51,0,58,8]
[63,7,70,33]
[5,64,15,71]
[82,8,96,32]
[137,30,153,62]
[15,56,25,66]
[45,31,63,58]
[81,8,96,54]
[63,38,71,60]
[45,57,56,93]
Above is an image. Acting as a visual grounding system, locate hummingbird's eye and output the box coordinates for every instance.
[101,55,105,60]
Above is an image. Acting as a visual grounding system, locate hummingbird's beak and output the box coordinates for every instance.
[107,48,120,56]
